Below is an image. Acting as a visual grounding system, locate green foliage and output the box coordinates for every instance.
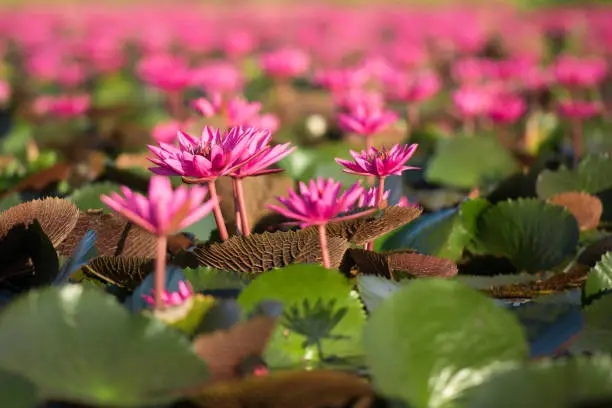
[0,369,39,408]
[357,275,403,312]
[536,154,612,199]
[0,193,21,212]
[68,182,122,212]
[184,267,252,292]
[0,121,32,157]
[364,279,528,408]
[180,215,217,242]
[237,264,366,368]
[0,285,209,406]
[463,356,612,408]
[577,294,612,354]
[474,199,580,272]
[585,251,612,300]
[425,135,519,189]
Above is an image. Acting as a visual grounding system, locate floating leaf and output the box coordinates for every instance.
[0,368,39,408]
[425,135,519,189]
[536,154,612,199]
[0,198,79,247]
[0,194,21,212]
[585,252,612,301]
[238,264,366,368]
[574,293,612,354]
[386,251,459,278]
[579,236,612,267]
[339,248,393,278]
[549,191,602,230]
[0,285,209,406]
[83,256,152,289]
[184,267,252,292]
[475,199,580,272]
[191,370,374,408]
[194,315,279,382]
[180,215,217,242]
[68,182,122,213]
[464,356,612,408]
[364,279,528,408]
[57,210,156,258]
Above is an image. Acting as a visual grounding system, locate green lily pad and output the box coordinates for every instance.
[573,294,612,354]
[237,264,366,369]
[585,252,612,301]
[364,279,528,408]
[68,182,122,212]
[536,154,612,199]
[475,198,580,272]
[184,267,252,292]
[357,275,404,312]
[425,135,519,189]
[181,215,217,242]
[0,121,32,157]
[463,356,612,408]
[0,368,39,408]
[0,285,209,406]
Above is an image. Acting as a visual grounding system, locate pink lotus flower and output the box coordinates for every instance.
[337,99,398,138]
[230,131,295,178]
[152,120,184,144]
[137,53,191,93]
[142,280,193,307]
[192,94,223,117]
[488,94,526,124]
[192,95,279,133]
[147,126,254,180]
[222,30,257,59]
[334,89,384,111]
[259,48,310,79]
[191,61,244,94]
[32,94,90,118]
[452,86,494,118]
[397,196,419,208]
[267,178,364,228]
[557,100,600,120]
[553,55,608,88]
[335,144,419,177]
[315,68,369,94]
[358,187,390,208]
[385,70,441,103]
[101,175,217,236]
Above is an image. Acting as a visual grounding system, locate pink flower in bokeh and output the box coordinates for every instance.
[336,144,419,177]
[553,55,608,88]
[191,61,244,94]
[137,53,191,93]
[223,30,257,59]
[0,80,10,105]
[259,47,310,79]
[152,120,184,144]
[488,94,526,124]
[226,97,264,125]
[358,187,390,208]
[557,100,600,120]
[315,67,369,94]
[337,98,398,137]
[101,175,217,236]
[452,86,494,118]
[192,94,223,117]
[57,62,86,88]
[142,280,194,307]
[32,94,90,118]
[248,113,280,134]
[397,196,419,208]
[452,58,493,84]
[384,70,441,103]
[147,126,254,180]
[334,89,384,111]
[267,178,364,227]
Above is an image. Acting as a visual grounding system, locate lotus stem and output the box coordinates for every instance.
[207,180,229,241]
[571,118,583,166]
[318,223,331,269]
[365,177,386,252]
[234,177,251,236]
[464,117,475,136]
[231,178,243,235]
[154,235,168,310]
[167,91,183,119]
[407,104,419,134]
[365,135,375,186]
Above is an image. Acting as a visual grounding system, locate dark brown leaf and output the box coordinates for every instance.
[549,191,602,230]
[0,197,79,247]
[194,230,349,273]
[193,316,278,383]
[191,370,374,408]
[56,210,156,258]
[339,249,392,279]
[1,163,71,197]
[385,251,459,278]
[82,256,152,289]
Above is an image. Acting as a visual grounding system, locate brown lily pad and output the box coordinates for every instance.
[194,315,278,383]
[339,248,393,279]
[0,163,71,198]
[56,210,157,258]
[548,191,602,230]
[194,230,349,273]
[0,197,79,247]
[82,256,153,289]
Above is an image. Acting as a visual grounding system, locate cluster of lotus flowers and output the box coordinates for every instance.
[1,3,611,308]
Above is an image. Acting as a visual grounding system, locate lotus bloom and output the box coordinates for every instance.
[315,68,369,94]
[452,86,493,118]
[259,48,310,79]
[334,89,384,111]
[152,120,183,144]
[101,176,217,236]
[358,187,390,208]
[553,55,608,88]
[335,144,419,178]
[32,94,90,118]
[268,178,366,267]
[488,94,526,124]
[557,100,600,120]
[142,280,193,307]
[191,61,244,95]
[102,176,217,309]
[223,30,257,59]
[192,94,223,117]
[136,53,191,93]
[337,98,398,149]
[385,70,441,104]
